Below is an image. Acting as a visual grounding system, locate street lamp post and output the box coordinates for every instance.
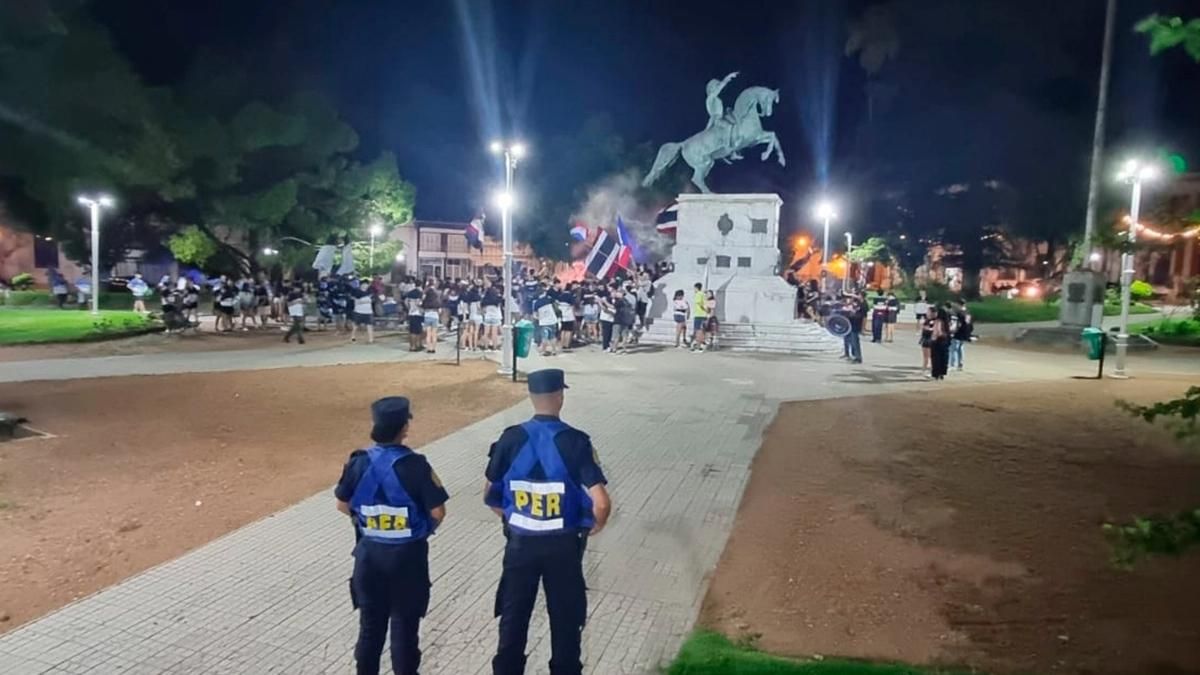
[76,194,114,315]
[1113,159,1158,378]
[490,140,526,376]
[844,232,853,291]
[813,200,837,294]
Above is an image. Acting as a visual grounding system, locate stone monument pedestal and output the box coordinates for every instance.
[643,193,840,353]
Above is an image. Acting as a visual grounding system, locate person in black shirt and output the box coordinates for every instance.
[885,291,900,343]
[484,369,611,675]
[949,300,973,371]
[335,397,449,675]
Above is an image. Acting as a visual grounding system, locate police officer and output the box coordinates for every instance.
[335,397,449,675]
[485,369,612,675]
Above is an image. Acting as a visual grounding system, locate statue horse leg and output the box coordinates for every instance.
[753,131,785,167]
[690,158,715,193]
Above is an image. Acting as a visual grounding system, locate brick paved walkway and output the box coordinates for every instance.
[2,340,1196,674]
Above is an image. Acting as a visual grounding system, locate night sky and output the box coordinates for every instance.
[91,0,1200,228]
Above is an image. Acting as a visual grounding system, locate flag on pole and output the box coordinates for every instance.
[569,222,589,241]
[336,241,355,276]
[465,215,484,250]
[584,229,623,279]
[655,200,679,235]
[615,216,636,270]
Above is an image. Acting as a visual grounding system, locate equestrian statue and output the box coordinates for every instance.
[642,72,786,193]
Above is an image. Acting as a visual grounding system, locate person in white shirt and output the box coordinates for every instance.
[913,289,929,327]
[671,289,690,348]
[127,273,150,314]
[284,284,307,344]
[350,279,376,344]
[533,285,560,356]
[557,285,577,351]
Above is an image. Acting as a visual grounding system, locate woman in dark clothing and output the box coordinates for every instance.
[920,312,934,373]
[929,307,951,380]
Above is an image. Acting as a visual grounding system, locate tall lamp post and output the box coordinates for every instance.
[369,223,384,271]
[76,194,115,315]
[844,231,854,291]
[490,139,526,375]
[1112,158,1158,378]
[813,200,837,294]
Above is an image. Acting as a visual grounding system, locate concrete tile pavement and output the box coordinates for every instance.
[2,337,1197,674]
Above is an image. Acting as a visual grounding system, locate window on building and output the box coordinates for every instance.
[696,257,709,265]
[750,218,768,233]
[737,257,752,268]
[419,231,442,252]
[716,255,731,268]
[34,236,58,269]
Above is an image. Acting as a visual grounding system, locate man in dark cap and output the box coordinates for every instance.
[335,397,449,675]
[484,369,612,675]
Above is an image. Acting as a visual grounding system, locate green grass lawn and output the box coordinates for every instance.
[665,632,968,675]
[1130,317,1200,347]
[0,308,158,345]
[966,297,1157,323]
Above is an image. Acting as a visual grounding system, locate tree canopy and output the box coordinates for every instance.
[0,1,415,276]
[1136,15,1200,61]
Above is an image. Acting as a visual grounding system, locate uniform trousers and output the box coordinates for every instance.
[352,541,431,675]
[493,532,588,675]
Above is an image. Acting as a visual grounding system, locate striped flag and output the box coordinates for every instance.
[569,222,589,241]
[615,216,636,270]
[584,229,624,279]
[655,200,679,235]
[465,215,484,250]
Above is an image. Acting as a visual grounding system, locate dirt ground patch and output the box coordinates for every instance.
[0,361,521,632]
[701,377,1200,675]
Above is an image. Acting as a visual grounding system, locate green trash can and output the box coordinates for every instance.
[1081,327,1105,360]
[514,320,535,359]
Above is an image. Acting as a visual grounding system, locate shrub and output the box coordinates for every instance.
[10,273,35,290]
[1130,279,1154,301]
[892,281,956,304]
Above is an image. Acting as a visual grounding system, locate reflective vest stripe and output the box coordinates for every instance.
[509,480,566,494]
[508,513,565,531]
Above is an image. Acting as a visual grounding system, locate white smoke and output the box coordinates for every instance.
[570,168,674,260]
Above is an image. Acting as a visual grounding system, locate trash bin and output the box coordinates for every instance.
[1081,327,1105,360]
[514,320,535,358]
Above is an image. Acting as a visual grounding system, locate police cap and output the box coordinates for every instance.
[370,396,413,443]
[527,369,569,395]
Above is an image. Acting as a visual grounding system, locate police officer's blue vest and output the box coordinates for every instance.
[349,445,431,544]
[501,419,594,536]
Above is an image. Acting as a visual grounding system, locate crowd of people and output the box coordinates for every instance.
[828,286,974,379]
[47,259,974,377]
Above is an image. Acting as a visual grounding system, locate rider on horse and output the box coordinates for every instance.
[705,71,742,161]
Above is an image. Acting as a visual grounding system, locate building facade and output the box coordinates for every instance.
[391,220,542,280]
[0,224,84,287]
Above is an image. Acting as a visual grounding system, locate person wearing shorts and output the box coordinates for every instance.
[671,289,689,348]
[421,283,441,353]
[217,283,237,332]
[557,286,577,351]
[405,282,424,352]
[481,285,503,351]
[350,280,376,344]
[690,283,708,352]
[532,286,559,356]
[462,282,482,351]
